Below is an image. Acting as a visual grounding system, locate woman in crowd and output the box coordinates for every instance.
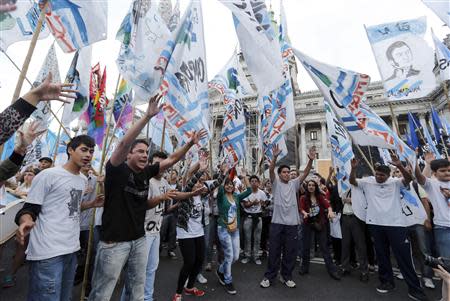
[14,167,38,198]
[299,179,340,280]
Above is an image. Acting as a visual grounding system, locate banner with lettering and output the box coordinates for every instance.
[432,29,450,81]
[113,79,133,132]
[0,0,49,51]
[32,44,61,131]
[161,1,210,146]
[218,0,284,95]
[43,0,107,53]
[62,46,92,125]
[365,17,437,100]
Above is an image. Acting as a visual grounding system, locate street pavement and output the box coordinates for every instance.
[0,238,443,301]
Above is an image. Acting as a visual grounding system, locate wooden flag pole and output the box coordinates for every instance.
[160,119,167,152]
[80,74,121,300]
[354,143,375,175]
[388,102,401,135]
[52,124,63,164]
[11,1,48,102]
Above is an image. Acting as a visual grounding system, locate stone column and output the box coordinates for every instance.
[300,122,306,166]
[321,121,328,159]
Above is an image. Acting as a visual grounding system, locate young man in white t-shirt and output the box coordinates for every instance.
[241,175,266,265]
[15,135,104,301]
[349,156,428,301]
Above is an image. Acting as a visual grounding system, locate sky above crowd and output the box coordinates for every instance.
[0,0,449,114]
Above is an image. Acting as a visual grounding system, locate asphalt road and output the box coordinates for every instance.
[0,238,443,301]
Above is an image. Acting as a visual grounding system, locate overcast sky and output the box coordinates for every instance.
[0,0,449,115]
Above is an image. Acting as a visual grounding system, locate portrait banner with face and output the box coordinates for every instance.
[366,17,437,101]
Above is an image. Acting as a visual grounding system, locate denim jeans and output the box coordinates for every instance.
[408,224,434,279]
[217,226,240,284]
[434,226,450,258]
[88,236,147,301]
[203,222,210,262]
[243,215,262,258]
[28,252,77,301]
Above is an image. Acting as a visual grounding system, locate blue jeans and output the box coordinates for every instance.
[434,226,450,258]
[28,252,77,301]
[217,226,240,284]
[89,236,147,301]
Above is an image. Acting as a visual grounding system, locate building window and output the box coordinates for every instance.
[306,103,312,107]
[399,124,407,135]
[310,131,317,141]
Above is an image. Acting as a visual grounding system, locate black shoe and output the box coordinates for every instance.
[225,282,237,295]
[359,272,369,283]
[339,268,351,277]
[408,290,429,301]
[216,268,225,286]
[376,282,395,294]
[329,271,341,281]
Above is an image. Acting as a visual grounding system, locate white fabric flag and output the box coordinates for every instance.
[32,44,61,131]
[116,0,173,103]
[432,29,450,81]
[293,48,416,166]
[62,46,92,125]
[365,17,437,101]
[218,0,284,95]
[158,0,173,27]
[161,1,210,146]
[0,0,50,51]
[44,0,107,53]
[422,0,450,28]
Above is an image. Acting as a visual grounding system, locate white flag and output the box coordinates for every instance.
[161,1,210,146]
[218,0,284,95]
[44,0,107,53]
[432,29,450,81]
[422,0,450,28]
[365,17,437,100]
[116,0,173,103]
[32,45,61,131]
[0,0,50,51]
[62,46,92,125]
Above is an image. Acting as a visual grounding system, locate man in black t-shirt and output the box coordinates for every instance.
[89,94,208,301]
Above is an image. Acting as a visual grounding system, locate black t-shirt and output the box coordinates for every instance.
[100,161,160,242]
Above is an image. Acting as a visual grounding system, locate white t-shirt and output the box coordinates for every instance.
[357,177,405,227]
[243,189,267,214]
[145,177,169,235]
[271,177,301,225]
[26,166,87,260]
[422,178,450,227]
[177,195,204,239]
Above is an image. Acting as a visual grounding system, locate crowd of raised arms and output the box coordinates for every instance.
[0,75,449,301]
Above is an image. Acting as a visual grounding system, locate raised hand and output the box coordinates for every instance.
[199,157,209,172]
[351,158,359,168]
[389,152,403,168]
[329,166,335,175]
[15,121,46,155]
[190,129,208,145]
[192,186,208,196]
[272,144,281,158]
[30,73,77,103]
[146,93,163,118]
[424,151,435,164]
[164,190,179,200]
[307,146,317,160]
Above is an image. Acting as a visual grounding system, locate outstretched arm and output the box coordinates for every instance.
[269,144,281,183]
[110,94,162,166]
[298,146,316,183]
[349,158,359,186]
[390,152,412,186]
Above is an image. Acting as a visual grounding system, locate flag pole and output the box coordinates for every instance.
[160,119,167,152]
[80,73,121,300]
[11,1,48,102]
[388,102,401,135]
[354,143,375,175]
[52,124,63,164]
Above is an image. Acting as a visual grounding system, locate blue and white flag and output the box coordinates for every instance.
[43,0,107,53]
[293,48,416,166]
[432,29,450,81]
[210,52,252,164]
[161,1,210,146]
[218,0,284,95]
[325,100,354,198]
[0,134,15,161]
[32,44,61,131]
[116,0,173,103]
[148,112,174,154]
[365,17,437,100]
[0,0,50,51]
[422,0,450,28]
[421,119,442,159]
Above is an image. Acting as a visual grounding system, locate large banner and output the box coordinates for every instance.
[0,0,49,51]
[43,0,107,53]
[422,0,450,28]
[112,79,133,133]
[366,17,437,100]
[116,0,176,103]
[324,100,353,198]
[62,46,92,125]
[294,48,416,166]
[432,30,450,81]
[218,0,284,95]
[161,1,210,146]
[32,44,61,131]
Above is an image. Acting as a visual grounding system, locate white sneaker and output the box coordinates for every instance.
[197,273,208,284]
[254,258,262,265]
[240,257,250,264]
[423,277,435,289]
[279,276,296,288]
[260,278,271,288]
[395,273,404,280]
